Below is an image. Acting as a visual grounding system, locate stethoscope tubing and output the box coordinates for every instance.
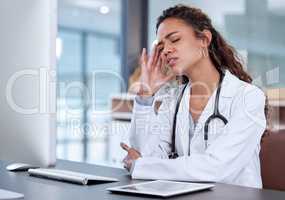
[169,72,228,159]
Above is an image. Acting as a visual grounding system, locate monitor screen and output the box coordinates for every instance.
[0,0,57,167]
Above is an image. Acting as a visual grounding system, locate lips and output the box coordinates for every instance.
[167,58,178,67]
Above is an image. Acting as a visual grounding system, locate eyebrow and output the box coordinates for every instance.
[157,31,179,45]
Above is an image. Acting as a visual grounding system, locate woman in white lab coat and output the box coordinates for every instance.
[121,5,267,188]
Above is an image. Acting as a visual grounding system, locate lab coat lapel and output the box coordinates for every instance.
[193,70,238,135]
[175,84,190,156]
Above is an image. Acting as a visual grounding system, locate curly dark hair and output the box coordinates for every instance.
[156,4,252,83]
[156,4,270,128]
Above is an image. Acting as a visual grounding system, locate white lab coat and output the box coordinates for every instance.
[129,70,266,188]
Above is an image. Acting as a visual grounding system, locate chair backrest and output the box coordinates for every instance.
[260,130,285,191]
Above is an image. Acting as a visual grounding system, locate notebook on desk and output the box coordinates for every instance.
[28,168,119,185]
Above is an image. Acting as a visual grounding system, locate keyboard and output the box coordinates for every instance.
[28,168,119,185]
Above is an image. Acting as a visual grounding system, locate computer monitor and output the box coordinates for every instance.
[0,0,57,168]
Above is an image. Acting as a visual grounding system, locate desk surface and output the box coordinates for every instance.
[1,160,285,200]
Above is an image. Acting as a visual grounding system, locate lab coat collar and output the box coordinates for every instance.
[186,70,240,98]
[220,70,241,98]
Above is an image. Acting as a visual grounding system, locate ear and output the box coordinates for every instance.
[201,30,212,47]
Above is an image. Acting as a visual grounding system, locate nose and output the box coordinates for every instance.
[162,43,174,56]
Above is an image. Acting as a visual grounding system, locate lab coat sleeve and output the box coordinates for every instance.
[131,85,266,183]
[129,92,174,159]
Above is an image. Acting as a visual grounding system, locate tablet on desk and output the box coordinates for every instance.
[106,180,214,197]
[0,189,24,199]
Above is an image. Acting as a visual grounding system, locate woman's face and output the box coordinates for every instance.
[157,18,206,75]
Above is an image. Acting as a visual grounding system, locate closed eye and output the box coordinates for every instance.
[171,38,180,43]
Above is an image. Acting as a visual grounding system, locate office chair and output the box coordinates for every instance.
[260,129,285,191]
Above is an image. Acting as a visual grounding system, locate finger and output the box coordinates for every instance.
[122,156,130,165]
[123,160,132,171]
[123,159,129,170]
[149,44,158,68]
[120,142,130,152]
[140,48,147,66]
[152,45,161,67]
[160,53,167,71]
[128,150,141,160]
[155,54,163,72]
[142,48,151,73]
[140,49,147,81]
[122,156,131,169]
[154,56,162,74]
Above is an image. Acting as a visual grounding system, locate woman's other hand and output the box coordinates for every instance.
[120,142,141,171]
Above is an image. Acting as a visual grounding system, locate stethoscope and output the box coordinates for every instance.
[169,71,228,159]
